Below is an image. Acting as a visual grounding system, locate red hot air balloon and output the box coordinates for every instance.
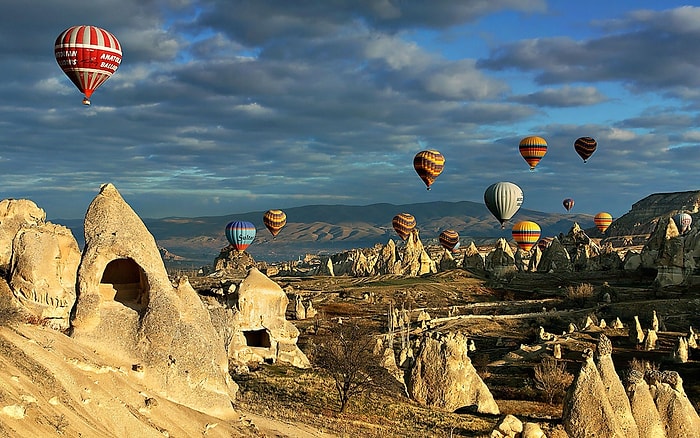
[563,198,574,212]
[392,213,416,240]
[594,212,613,233]
[574,137,597,162]
[55,25,122,105]
[263,209,287,237]
[439,229,459,251]
[413,150,445,190]
[512,221,541,252]
[519,136,547,171]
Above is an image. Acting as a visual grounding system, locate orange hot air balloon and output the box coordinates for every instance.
[439,229,459,251]
[519,136,547,170]
[562,198,574,212]
[574,137,597,162]
[512,221,541,252]
[263,209,287,237]
[392,213,416,240]
[594,212,613,233]
[55,25,122,105]
[413,150,445,190]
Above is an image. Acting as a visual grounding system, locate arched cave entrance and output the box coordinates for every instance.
[99,258,149,310]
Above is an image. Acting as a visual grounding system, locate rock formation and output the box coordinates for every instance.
[226,268,310,368]
[461,241,485,271]
[647,370,700,437]
[484,238,516,279]
[9,222,81,330]
[407,331,499,414]
[538,237,572,273]
[0,199,46,273]
[626,369,667,438]
[70,183,237,417]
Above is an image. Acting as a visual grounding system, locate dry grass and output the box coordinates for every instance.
[233,364,498,437]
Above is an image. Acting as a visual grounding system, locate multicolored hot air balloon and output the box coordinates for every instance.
[225,221,256,251]
[574,137,597,163]
[484,182,523,229]
[55,25,122,105]
[263,209,287,237]
[537,237,554,252]
[439,229,460,251]
[413,150,445,190]
[519,136,547,170]
[594,212,613,233]
[392,213,416,240]
[563,198,575,212]
[512,221,541,252]
[673,212,692,234]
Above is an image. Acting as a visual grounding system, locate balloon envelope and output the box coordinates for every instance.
[512,221,541,252]
[55,25,122,104]
[563,198,575,212]
[537,237,554,252]
[594,212,613,233]
[263,209,287,237]
[392,213,416,240]
[519,136,547,170]
[673,212,692,234]
[439,229,460,251]
[225,221,256,251]
[484,182,523,228]
[413,150,445,190]
[574,137,597,162]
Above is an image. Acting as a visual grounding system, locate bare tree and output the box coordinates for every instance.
[313,322,394,412]
[533,356,573,405]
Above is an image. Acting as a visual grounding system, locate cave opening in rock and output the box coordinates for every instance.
[99,258,149,310]
[243,329,271,348]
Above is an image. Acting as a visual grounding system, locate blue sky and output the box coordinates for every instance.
[2,1,699,220]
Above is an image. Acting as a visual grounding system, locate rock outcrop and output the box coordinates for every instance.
[0,199,46,273]
[70,183,236,417]
[407,332,499,414]
[484,238,516,279]
[9,223,81,330]
[227,268,310,368]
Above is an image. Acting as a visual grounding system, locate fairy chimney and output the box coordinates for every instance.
[0,199,46,273]
[70,183,236,417]
[626,370,666,438]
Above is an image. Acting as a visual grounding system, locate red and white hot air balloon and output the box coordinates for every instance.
[55,25,122,105]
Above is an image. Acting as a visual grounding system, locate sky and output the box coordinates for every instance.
[2,1,700,221]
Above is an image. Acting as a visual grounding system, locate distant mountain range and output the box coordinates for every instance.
[57,200,594,267]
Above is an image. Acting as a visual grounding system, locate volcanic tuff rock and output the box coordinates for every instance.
[639,214,700,287]
[70,183,237,417]
[9,222,81,330]
[0,199,46,273]
[407,331,499,414]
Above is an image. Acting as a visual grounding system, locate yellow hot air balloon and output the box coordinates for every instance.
[413,150,445,190]
[512,221,541,252]
[392,213,416,240]
[594,212,613,233]
[519,136,547,170]
[263,209,287,237]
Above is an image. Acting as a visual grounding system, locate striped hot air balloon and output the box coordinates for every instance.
[392,213,416,241]
[563,198,575,212]
[537,237,554,252]
[263,209,287,237]
[512,221,541,252]
[673,212,692,234]
[594,212,613,233]
[439,229,460,251]
[484,181,523,229]
[54,25,122,105]
[413,150,445,190]
[519,136,547,170]
[574,137,597,162]
[225,221,256,251]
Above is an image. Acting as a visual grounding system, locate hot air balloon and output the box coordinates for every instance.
[594,212,613,233]
[484,182,523,229]
[439,229,460,251]
[225,221,256,251]
[563,198,575,212]
[673,212,692,234]
[512,221,541,252]
[574,137,597,162]
[55,25,122,105]
[413,150,445,190]
[537,237,554,252]
[392,213,416,240]
[519,136,547,170]
[263,209,287,237]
